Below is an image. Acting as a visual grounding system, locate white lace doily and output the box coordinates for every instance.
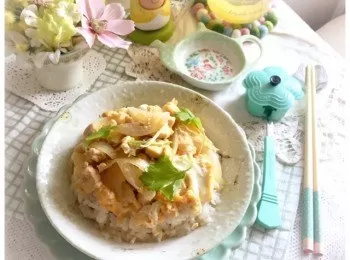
[124,19,342,166]
[5,50,106,112]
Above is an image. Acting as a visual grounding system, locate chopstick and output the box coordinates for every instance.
[311,66,322,256]
[302,65,322,255]
[302,65,314,253]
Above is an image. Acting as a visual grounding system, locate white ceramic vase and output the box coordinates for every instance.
[35,48,89,91]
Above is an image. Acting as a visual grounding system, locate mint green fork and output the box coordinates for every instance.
[255,122,281,229]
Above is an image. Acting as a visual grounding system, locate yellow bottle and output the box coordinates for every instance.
[207,0,272,24]
[130,0,171,31]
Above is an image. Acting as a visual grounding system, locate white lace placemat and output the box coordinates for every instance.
[5,50,106,112]
[4,1,346,260]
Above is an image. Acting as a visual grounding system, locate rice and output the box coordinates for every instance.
[73,188,219,243]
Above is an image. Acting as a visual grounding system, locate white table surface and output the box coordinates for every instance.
[5,1,346,259]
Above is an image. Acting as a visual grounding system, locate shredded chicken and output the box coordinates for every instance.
[176,129,197,156]
[85,148,107,163]
[71,99,223,242]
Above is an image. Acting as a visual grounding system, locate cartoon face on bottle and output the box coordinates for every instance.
[139,0,166,10]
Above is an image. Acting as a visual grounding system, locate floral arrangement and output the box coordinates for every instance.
[5,0,135,67]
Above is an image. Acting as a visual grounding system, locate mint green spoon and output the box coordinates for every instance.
[243,67,304,229]
[256,119,281,229]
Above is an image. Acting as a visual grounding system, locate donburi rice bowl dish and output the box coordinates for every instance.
[70,99,223,243]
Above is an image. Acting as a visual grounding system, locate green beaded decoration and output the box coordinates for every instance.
[250,27,260,38]
[264,21,274,32]
[191,2,277,39]
[245,23,253,30]
[265,11,278,26]
[212,23,225,33]
[206,19,219,30]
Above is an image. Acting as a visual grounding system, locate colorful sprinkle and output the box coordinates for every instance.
[232,29,241,38]
[259,25,269,38]
[185,49,236,82]
[241,28,250,35]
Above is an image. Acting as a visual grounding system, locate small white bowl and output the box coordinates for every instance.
[36,81,254,260]
[151,23,263,92]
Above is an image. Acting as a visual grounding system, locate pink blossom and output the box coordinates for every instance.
[77,0,135,49]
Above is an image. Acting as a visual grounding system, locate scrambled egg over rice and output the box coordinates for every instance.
[71,99,223,243]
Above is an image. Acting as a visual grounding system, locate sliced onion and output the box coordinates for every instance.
[97,158,118,173]
[116,109,169,137]
[171,130,179,157]
[186,166,201,199]
[116,123,156,137]
[192,161,211,203]
[116,158,149,192]
[100,163,125,195]
[140,124,168,148]
[115,117,166,137]
[90,141,117,159]
[127,107,153,125]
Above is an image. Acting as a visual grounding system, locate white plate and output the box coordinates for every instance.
[36,81,254,260]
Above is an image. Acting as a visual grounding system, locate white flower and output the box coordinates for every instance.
[20,4,39,27]
[56,2,81,23]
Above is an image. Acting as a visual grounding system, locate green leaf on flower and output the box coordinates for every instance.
[175,107,203,130]
[84,125,117,145]
[139,156,187,200]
